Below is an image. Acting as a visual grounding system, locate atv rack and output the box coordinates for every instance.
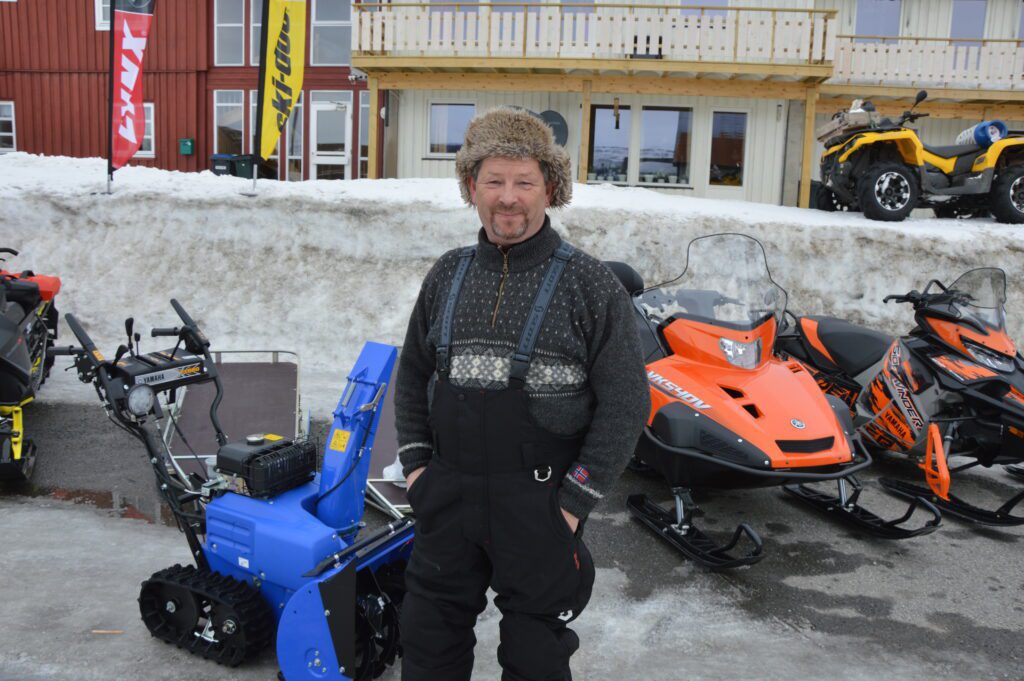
[627,490,764,570]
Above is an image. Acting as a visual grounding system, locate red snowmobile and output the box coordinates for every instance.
[0,247,62,481]
[607,234,939,570]
[777,267,1024,526]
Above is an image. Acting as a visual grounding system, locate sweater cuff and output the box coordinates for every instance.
[557,473,603,520]
[398,442,433,478]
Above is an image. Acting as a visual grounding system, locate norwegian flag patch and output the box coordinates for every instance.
[572,465,590,484]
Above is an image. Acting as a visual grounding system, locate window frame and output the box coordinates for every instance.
[95,0,111,31]
[0,101,16,154]
[213,89,246,155]
[310,0,353,67]
[637,105,693,188]
[214,0,246,67]
[136,102,156,158]
[425,101,475,159]
[707,108,750,189]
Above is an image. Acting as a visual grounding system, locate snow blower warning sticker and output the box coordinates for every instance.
[330,429,351,452]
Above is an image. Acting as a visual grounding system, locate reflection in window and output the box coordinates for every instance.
[854,0,901,43]
[951,0,986,46]
[639,107,691,185]
[429,103,474,154]
[359,91,369,178]
[709,112,746,187]
[215,0,245,65]
[288,94,304,181]
[312,0,353,65]
[214,90,244,155]
[588,105,630,182]
[251,0,263,65]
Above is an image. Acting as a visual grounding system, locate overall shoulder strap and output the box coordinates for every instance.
[436,247,476,376]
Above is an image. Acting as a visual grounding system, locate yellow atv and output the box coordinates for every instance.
[817,91,1024,222]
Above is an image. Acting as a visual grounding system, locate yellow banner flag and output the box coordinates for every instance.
[256,0,307,161]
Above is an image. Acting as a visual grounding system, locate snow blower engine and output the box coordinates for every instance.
[50,299,414,680]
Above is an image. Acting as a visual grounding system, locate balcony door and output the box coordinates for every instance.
[311,97,352,180]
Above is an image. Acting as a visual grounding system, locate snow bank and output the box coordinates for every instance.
[2,152,1022,414]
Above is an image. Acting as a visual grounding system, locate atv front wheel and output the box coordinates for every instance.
[858,162,919,221]
[990,165,1024,223]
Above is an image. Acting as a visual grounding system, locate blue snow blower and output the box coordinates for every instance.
[51,300,414,680]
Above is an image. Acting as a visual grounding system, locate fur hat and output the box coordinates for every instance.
[455,107,573,208]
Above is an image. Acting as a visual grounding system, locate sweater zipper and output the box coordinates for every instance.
[491,248,510,328]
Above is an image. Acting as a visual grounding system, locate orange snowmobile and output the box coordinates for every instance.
[778,267,1024,526]
[608,234,939,570]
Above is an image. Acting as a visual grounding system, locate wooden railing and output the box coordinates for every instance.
[353,4,837,65]
[831,35,1024,90]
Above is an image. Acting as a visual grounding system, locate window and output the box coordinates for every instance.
[359,90,369,178]
[288,93,304,181]
[96,0,110,30]
[709,111,746,187]
[215,0,245,66]
[639,107,691,186]
[854,0,901,43]
[588,105,630,183]
[251,0,263,65]
[950,0,987,46]
[428,103,474,155]
[311,0,352,66]
[250,90,280,177]
[214,90,245,154]
[137,103,155,158]
[681,0,726,17]
[0,102,15,153]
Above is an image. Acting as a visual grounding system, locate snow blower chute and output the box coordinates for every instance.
[51,300,414,680]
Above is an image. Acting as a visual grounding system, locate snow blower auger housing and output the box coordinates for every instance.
[817,90,1024,222]
[51,300,414,680]
[610,234,940,570]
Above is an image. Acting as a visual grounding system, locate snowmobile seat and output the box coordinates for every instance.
[0,278,41,318]
[604,261,667,363]
[922,143,983,159]
[604,261,644,295]
[801,316,893,378]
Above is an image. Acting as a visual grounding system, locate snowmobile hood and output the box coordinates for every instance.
[646,354,853,469]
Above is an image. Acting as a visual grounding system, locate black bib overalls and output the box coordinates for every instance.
[401,243,596,681]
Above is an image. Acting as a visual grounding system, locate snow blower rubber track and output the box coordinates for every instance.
[879,477,1024,526]
[627,494,764,570]
[139,563,275,666]
[783,481,941,538]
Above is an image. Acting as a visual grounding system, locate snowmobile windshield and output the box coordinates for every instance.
[638,233,788,333]
[943,267,1007,331]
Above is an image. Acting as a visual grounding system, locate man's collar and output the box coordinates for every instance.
[475,216,561,272]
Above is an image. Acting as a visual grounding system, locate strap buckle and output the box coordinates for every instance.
[533,465,552,482]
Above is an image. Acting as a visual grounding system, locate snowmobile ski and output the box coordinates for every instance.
[879,477,1024,526]
[783,476,941,539]
[627,492,764,570]
[1005,464,1024,482]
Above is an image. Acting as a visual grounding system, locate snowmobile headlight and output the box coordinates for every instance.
[719,337,762,370]
[126,384,155,416]
[963,341,1015,373]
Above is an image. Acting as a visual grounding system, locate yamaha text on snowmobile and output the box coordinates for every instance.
[778,267,1024,527]
[0,247,61,482]
[607,234,939,570]
[51,300,414,680]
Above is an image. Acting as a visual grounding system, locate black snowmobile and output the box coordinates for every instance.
[0,248,62,481]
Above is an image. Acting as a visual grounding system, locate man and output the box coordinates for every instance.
[395,107,649,681]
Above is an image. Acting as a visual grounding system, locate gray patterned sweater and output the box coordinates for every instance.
[394,219,650,520]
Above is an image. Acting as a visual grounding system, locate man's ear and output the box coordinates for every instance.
[468,176,478,207]
[545,182,556,207]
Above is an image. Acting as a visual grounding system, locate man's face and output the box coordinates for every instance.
[469,157,555,247]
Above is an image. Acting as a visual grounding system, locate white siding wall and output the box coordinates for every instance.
[395,90,788,204]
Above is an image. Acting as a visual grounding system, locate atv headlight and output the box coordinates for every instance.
[963,341,1015,373]
[719,337,762,370]
[126,384,155,416]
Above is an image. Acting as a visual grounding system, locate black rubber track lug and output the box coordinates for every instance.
[783,483,941,539]
[627,494,764,570]
[879,477,1024,527]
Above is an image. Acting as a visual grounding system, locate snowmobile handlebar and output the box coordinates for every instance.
[151,327,180,338]
[65,313,98,353]
[48,345,83,357]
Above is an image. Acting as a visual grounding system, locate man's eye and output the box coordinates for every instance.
[486,181,502,187]
[518,182,534,188]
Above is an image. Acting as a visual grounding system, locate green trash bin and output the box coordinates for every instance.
[231,154,255,179]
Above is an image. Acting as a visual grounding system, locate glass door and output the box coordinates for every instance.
[311,99,351,180]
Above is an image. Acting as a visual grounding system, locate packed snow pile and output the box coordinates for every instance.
[2,152,1022,414]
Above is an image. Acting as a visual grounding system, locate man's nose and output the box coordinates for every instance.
[498,182,518,205]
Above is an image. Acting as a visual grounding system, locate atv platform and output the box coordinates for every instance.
[783,476,941,539]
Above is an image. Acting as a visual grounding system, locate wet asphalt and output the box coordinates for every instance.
[2,400,1023,680]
